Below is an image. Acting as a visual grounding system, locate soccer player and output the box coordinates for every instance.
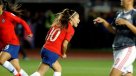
[0,0,33,76]
[93,0,136,76]
[30,8,80,76]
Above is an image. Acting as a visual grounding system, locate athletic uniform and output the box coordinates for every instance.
[111,9,136,74]
[41,22,74,67]
[0,11,32,59]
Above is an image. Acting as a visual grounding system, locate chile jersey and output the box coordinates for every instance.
[43,23,74,56]
[111,9,136,50]
[0,11,32,46]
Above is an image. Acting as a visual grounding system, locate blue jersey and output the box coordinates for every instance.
[111,9,136,50]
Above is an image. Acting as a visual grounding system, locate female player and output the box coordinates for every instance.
[30,8,80,76]
[93,0,136,76]
[0,0,33,76]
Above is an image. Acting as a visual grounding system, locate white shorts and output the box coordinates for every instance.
[112,46,136,75]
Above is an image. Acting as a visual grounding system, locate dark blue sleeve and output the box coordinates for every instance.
[111,11,119,27]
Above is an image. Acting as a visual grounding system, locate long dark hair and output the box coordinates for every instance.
[59,8,76,28]
[0,0,22,16]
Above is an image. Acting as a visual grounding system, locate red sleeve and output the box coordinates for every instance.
[7,12,32,35]
[65,23,74,42]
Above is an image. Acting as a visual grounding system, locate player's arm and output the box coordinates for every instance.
[9,13,33,37]
[62,40,69,58]
[126,23,136,34]
[62,26,74,58]
[116,18,136,34]
[93,17,116,34]
[18,18,33,38]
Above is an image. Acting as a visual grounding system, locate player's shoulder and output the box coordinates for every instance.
[113,10,122,18]
[133,9,136,12]
[67,22,74,33]
[116,10,122,13]
[4,11,16,16]
[131,9,136,18]
[132,9,136,14]
[68,22,74,29]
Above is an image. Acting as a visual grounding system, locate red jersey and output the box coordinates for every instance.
[0,11,32,46]
[43,23,74,56]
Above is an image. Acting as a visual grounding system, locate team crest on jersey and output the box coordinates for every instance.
[2,18,5,23]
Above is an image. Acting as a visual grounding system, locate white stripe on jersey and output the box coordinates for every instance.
[10,13,16,16]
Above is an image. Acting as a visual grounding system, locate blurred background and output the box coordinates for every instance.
[16,0,121,49]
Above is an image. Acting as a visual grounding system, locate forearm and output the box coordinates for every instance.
[102,20,115,34]
[94,17,115,34]
[126,22,136,34]
[62,46,67,54]
[14,16,32,35]
[62,40,68,54]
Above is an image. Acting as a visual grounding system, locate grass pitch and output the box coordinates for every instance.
[0,58,136,76]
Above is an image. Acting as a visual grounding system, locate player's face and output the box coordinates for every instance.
[120,0,133,7]
[121,0,127,6]
[72,14,80,27]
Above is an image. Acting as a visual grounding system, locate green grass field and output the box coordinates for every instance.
[0,58,136,76]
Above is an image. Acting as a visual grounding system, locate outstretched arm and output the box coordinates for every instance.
[8,12,33,36]
[93,17,116,34]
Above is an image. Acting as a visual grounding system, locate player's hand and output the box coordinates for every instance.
[115,18,129,25]
[62,53,67,59]
[27,34,33,38]
[25,34,33,40]
[93,17,105,24]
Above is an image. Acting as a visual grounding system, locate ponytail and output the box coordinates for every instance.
[2,0,23,16]
[59,8,76,28]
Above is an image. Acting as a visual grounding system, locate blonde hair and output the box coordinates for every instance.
[52,8,77,28]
